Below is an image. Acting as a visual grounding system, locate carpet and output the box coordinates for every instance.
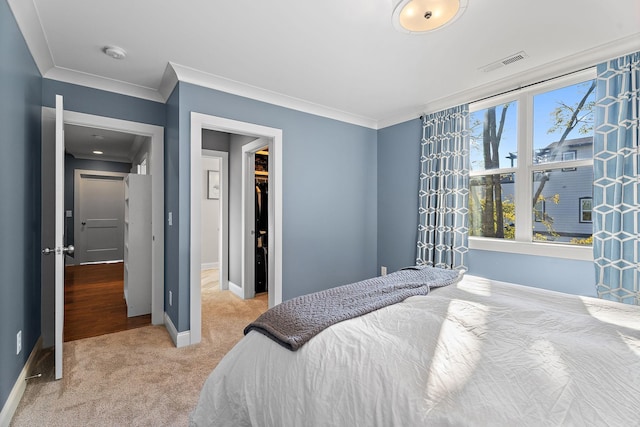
[11,272,268,426]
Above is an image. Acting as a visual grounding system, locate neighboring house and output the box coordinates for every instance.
[499,137,594,242]
[531,137,594,241]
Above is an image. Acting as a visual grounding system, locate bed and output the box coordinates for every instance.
[190,268,640,426]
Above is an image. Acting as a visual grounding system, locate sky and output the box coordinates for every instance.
[469,80,595,170]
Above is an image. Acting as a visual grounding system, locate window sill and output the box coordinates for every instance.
[469,237,593,261]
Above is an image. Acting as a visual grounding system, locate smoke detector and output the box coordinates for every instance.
[103,46,127,60]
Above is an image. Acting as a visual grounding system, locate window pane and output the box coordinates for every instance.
[533,81,595,165]
[532,166,593,245]
[469,174,515,239]
[469,101,518,171]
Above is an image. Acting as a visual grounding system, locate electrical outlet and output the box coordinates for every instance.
[16,330,22,355]
[381,266,387,276]
[169,291,172,306]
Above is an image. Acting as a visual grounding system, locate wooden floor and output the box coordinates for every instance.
[64,262,150,342]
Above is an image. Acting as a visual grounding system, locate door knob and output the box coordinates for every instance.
[81,221,86,226]
[42,245,74,255]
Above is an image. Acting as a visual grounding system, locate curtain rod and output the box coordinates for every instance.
[420,65,594,120]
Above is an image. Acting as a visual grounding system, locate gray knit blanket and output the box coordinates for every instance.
[244,266,463,351]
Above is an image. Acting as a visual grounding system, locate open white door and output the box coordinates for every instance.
[42,95,72,380]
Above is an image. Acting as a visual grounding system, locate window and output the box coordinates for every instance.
[468,71,595,258]
[579,197,593,223]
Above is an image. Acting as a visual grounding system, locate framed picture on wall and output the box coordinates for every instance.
[208,170,220,199]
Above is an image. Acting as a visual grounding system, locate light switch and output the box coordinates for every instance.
[168,212,173,226]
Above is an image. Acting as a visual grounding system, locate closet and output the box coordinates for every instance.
[255,149,268,294]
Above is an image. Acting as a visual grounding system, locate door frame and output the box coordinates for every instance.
[241,138,269,300]
[202,149,229,291]
[190,112,283,346]
[41,107,165,325]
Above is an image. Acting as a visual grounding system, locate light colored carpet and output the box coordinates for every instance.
[11,270,268,426]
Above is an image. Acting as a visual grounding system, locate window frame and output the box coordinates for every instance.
[579,197,593,223]
[468,68,595,261]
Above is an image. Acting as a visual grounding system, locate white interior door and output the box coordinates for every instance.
[41,95,73,379]
[54,95,66,379]
[74,170,126,264]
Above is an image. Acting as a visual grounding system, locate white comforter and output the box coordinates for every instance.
[190,275,640,426]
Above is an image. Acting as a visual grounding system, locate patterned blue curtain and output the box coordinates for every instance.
[593,52,640,305]
[416,105,470,270]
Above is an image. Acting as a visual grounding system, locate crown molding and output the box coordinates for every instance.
[44,67,165,102]
[169,63,378,129]
[158,63,179,101]
[379,33,640,129]
[7,0,54,75]
[420,34,640,116]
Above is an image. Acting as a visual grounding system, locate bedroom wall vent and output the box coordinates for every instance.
[479,51,529,72]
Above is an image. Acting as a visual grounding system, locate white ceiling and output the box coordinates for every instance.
[9,0,640,129]
[64,124,146,163]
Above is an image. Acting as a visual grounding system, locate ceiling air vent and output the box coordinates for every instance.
[479,51,529,73]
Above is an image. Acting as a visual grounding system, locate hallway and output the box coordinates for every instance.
[64,262,150,341]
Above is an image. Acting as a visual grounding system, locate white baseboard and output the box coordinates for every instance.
[201,262,219,270]
[0,336,42,427]
[164,312,191,348]
[228,281,244,299]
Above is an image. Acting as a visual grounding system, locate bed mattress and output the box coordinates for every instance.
[190,275,640,426]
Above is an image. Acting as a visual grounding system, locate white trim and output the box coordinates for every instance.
[43,108,165,326]
[190,112,283,346]
[44,67,164,103]
[228,281,244,299]
[242,138,270,300]
[158,63,179,102]
[201,262,220,270]
[171,63,378,129]
[469,238,593,261]
[6,0,54,76]
[379,34,640,129]
[164,312,191,348]
[0,337,42,427]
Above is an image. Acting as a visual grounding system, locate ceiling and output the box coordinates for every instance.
[9,0,640,129]
[64,124,146,163]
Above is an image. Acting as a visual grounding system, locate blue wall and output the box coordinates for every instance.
[164,85,181,325]
[377,119,422,272]
[468,249,596,297]
[165,82,378,332]
[376,117,597,296]
[0,0,43,411]
[42,80,165,127]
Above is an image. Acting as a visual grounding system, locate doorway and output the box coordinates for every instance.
[41,108,165,349]
[189,113,283,346]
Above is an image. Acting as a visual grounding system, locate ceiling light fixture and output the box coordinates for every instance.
[392,0,468,34]
[103,45,127,60]
[93,150,103,155]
